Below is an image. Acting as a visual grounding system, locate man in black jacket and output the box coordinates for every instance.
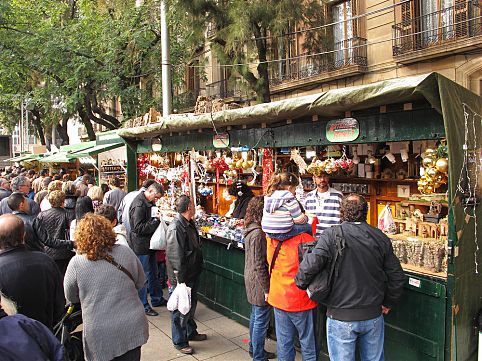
[8,192,73,254]
[0,214,65,330]
[166,195,205,355]
[296,194,406,361]
[129,182,166,316]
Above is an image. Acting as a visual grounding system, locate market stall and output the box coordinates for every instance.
[67,131,127,189]
[40,141,96,179]
[119,73,482,361]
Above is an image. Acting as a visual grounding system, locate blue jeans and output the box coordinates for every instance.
[326,314,385,361]
[266,223,312,242]
[249,305,271,361]
[137,252,163,310]
[169,278,199,349]
[274,307,317,361]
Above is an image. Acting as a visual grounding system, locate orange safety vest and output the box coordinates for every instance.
[267,233,318,312]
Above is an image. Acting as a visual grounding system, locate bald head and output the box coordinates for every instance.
[0,214,25,250]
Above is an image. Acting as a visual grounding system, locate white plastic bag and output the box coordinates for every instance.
[167,282,192,315]
[149,216,167,250]
[378,205,397,234]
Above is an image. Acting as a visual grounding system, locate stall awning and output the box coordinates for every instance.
[40,151,73,163]
[67,142,124,159]
[39,141,97,163]
[7,154,42,162]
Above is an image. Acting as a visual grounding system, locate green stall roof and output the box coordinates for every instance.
[40,151,72,163]
[67,142,124,159]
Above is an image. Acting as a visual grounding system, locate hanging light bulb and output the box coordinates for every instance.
[176,153,182,162]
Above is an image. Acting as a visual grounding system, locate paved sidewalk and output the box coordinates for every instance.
[141,302,302,361]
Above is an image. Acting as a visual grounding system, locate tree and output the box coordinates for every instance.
[0,0,191,145]
[175,0,325,103]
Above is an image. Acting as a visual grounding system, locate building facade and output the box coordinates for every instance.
[175,0,482,111]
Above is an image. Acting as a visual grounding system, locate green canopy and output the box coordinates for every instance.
[40,151,73,163]
[6,154,42,162]
[67,142,123,159]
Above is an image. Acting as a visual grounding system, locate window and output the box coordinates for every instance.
[405,0,474,46]
[332,0,357,66]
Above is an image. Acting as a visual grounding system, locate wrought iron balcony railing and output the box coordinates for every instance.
[173,89,199,112]
[268,37,368,86]
[392,0,482,56]
[205,79,247,100]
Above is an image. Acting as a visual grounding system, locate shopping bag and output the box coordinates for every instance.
[378,205,397,234]
[167,283,192,315]
[149,216,167,250]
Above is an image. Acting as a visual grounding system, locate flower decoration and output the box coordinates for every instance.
[307,156,354,176]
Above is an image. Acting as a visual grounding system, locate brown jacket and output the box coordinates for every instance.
[243,222,270,306]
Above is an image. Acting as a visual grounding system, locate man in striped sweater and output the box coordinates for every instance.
[303,172,343,238]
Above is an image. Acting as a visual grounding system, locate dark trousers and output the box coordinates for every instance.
[111,346,141,361]
[169,277,200,349]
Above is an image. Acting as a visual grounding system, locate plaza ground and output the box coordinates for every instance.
[141,302,303,361]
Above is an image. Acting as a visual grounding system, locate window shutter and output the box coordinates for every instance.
[454,0,468,37]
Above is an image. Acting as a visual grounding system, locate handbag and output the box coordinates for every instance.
[297,225,345,304]
[104,255,135,284]
[150,215,168,250]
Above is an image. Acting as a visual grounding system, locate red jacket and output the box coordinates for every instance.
[267,233,318,312]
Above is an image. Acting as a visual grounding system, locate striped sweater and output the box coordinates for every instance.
[262,190,307,234]
[302,188,343,238]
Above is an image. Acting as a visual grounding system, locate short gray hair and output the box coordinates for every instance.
[11,175,29,192]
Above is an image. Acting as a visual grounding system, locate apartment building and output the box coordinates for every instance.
[174,0,482,112]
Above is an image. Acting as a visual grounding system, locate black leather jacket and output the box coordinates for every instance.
[166,214,203,285]
[33,208,74,260]
[128,192,159,255]
[296,222,406,321]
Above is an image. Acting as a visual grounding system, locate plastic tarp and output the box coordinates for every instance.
[118,73,434,139]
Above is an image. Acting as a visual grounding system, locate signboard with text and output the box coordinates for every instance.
[326,118,360,142]
[213,132,230,148]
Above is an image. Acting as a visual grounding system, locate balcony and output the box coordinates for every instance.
[268,37,368,91]
[392,0,482,64]
[205,79,249,101]
[173,89,199,113]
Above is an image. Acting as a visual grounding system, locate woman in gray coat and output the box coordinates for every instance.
[243,196,275,361]
[64,214,148,361]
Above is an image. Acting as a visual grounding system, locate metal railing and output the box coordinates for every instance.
[268,37,368,86]
[392,0,482,56]
[205,79,247,99]
[173,89,199,112]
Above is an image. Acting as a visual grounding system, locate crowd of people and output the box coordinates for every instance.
[0,162,406,361]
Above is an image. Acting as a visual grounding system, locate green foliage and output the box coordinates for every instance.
[176,0,326,103]
[0,0,192,142]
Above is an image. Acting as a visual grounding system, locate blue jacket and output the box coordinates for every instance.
[0,308,64,361]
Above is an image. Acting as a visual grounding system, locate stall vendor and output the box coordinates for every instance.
[226,181,254,219]
[302,171,343,238]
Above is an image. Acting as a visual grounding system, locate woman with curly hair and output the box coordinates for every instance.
[243,196,276,361]
[64,214,148,361]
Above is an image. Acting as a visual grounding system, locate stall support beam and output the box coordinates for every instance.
[126,141,138,192]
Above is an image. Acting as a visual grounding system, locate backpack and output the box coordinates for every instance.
[297,225,345,304]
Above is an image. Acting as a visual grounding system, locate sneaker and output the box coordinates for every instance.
[145,308,159,316]
[151,298,168,307]
[249,350,277,359]
[189,333,207,341]
[178,346,193,354]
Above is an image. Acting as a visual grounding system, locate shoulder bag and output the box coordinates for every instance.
[104,254,135,284]
[297,225,345,304]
